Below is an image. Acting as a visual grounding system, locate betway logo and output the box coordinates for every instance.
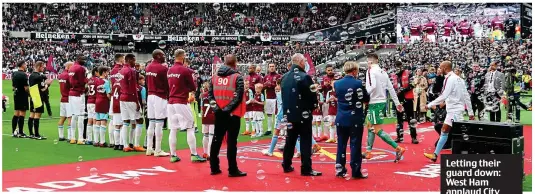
[5,166,175,192]
[394,164,440,178]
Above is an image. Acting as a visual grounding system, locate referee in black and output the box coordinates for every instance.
[11,61,30,138]
[28,61,52,140]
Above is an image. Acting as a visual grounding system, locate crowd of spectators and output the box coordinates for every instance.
[3,3,392,35]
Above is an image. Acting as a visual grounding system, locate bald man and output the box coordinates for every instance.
[145,49,170,157]
[167,49,206,163]
[424,61,474,162]
[58,62,73,141]
[247,64,263,91]
[209,54,247,177]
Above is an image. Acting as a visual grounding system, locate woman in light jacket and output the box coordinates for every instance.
[413,68,428,123]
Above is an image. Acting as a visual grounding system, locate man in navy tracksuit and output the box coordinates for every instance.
[333,62,369,179]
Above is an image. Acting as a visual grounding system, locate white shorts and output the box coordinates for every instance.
[112,113,123,126]
[120,101,141,121]
[313,115,322,122]
[410,36,421,43]
[322,103,329,117]
[427,34,436,42]
[202,124,215,134]
[441,36,452,42]
[87,103,96,119]
[147,95,168,120]
[244,111,253,119]
[444,112,464,127]
[325,115,336,125]
[167,103,194,130]
[60,102,72,117]
[252,111,265,121]
[69,95,85,116]
[264,99,277,115]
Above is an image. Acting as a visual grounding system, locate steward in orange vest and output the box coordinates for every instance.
[208,56,248,177]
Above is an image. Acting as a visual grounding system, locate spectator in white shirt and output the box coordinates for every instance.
[423,61,474,162]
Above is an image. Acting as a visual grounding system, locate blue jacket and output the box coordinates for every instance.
[334,75,369,127]
[281,64,317,123]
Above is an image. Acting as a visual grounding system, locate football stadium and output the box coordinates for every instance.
[1,2,533,192]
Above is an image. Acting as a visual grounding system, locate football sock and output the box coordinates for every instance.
[17,116,24,135]
[121,123,129,147]
[67,126,72,140]
[33,118,40,137]
[169,128,177,156]
[87,125,94,142]
[77,116,84,141]
[329,126,335,139]
[268,136,278,153]
[93,125,99,143]
[312,125,317,138]
[377,129,398,149]
[187,128,197,155]
[208,126,214,154]
[108,121,114,145]
[366,129,376,151]
[58,125,64,139]
[134,124,142,147]
[28,117,34,136]
[155,121,164,152]
[434,132,449,156]
[257,120,263,135]
[202,132,209,154]
[114,128,121,145]
[147,120,155,150]
[12,115,18,134]
[267,115,273,132]
[99,125,106,144]
[245,120,250,132]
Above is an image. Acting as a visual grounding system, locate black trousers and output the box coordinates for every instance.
[489,93,502,122]
[42,95,52,116]
[336,125,364,177]
[471,95,484,120]
[396,99,416,139]
[210,112,241,172]
[509,93,529,121]
[282,120,313,172]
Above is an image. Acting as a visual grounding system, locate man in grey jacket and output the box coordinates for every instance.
[484,62,505,122]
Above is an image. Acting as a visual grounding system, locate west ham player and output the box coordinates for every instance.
[491,14,504,34]
[69,55,88,144]
[200,82,215,159]
[111,71,123,150]
[251,83,265,138]
[247,64,263,91]
[364,53,405,162]
[86,68,99,145]
[28,61,53,140]
[325,81,337,143]
[108,54,124,148]
[145,49,170,157]
[119,54,145,152]
[424,61,474,162]
[312,84,324,141]
[321,64,335,140]
[167,49,206,163]
[457,18,472,42]
[94,66,111,147]
[442,19,454,42]
[263,63,281,136]
[242,80,254,135]
[409,21,422,43]
[423,19,437,42]
[58,62,73,141]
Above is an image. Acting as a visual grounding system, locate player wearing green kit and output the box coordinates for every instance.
[364,53,406,163]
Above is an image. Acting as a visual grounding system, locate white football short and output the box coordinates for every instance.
[324,115,336,125]
[120,101,141,121]
[87,103,96,119]
[112,113,123,126]
[60,102,72,117]
[167,103,194,130]
[264,99,277,115]
[410,36,421,43]
[244,111,253,119]
[202,124,215,134]
[69,95,85,116]
[427,34,436,42]
[252,111,265,121]
[313,115,322,122]
[444,112,464,127]
[147,95,168,120]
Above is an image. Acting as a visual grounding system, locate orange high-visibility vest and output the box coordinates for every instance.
[212,73,246,117]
